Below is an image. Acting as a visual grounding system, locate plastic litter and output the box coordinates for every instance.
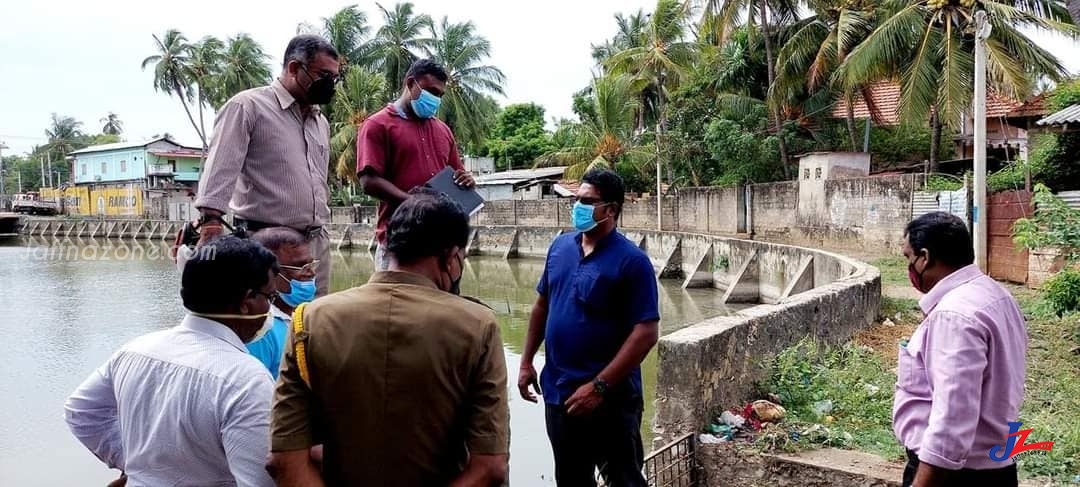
[699,433,725,444]
[752,400,786,423]
[719,410,746,428]
[811,399,833,417]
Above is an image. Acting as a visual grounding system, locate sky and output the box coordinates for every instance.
[1,0,1078,156]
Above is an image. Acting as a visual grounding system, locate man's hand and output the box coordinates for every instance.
[912,462,947,487]
[106,473,126,487]
[565,381,603,416]
[453,169,475,188]
[196,222,225,248]
[517,363,541,403]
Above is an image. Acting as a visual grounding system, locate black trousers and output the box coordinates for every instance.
[545,394,647,487]
[902,449,1018,487]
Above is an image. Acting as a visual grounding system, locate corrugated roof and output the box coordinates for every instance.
[1036,104,1080,126]
[474,167,567,185]
[831,81,1024,125]
[69,135,198,155]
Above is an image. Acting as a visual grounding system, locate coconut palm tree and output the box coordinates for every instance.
[188,36,225,146]
[216,34,272,108]
[423,17,506,150]
[775,0,884,150]
[369,2,433,97]
[605,0,697,199]
[300,5,373,67]
[534,75,654,181]
[46,114,85,157]
[591,10,650,69]
[141,30,204,149]
[329,68,388,182]
[693,0,800,170]
[837,0,1076,170]
[100,112,123,136]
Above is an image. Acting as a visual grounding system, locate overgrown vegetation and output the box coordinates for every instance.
[754,280,1080,481]
[1014,184,1080,316]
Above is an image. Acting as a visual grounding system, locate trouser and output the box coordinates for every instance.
[902,449,1018,487]
[545,393,647,487]
[374,243,392,272]
[235,218,331,297]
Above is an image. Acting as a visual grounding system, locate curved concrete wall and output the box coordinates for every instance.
[338,223,881,444]
[25,218,879,444]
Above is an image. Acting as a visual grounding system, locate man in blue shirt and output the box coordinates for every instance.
[519,168,660,486]
[247,227,318,378]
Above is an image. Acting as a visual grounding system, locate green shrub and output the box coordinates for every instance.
[1043,267,1080,316]
[924,175,963,191]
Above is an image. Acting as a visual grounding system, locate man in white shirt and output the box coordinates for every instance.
[65,236,279,487]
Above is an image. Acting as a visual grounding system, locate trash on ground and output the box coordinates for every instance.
[751,400,786,423]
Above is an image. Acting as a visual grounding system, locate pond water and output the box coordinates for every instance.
[0,237,735,486]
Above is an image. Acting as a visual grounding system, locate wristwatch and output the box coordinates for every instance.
[591,377,609,396]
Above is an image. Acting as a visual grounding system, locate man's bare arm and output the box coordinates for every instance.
[267,450,325,487]
[449,454,509,487]
[358,173,411,206]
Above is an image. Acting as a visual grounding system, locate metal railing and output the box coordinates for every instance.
[597,433,699,487]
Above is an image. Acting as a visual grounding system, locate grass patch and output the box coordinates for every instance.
[755,291,1080,482]
[880,296,920,322]
[756,338,904,461]
[872,257,909,287]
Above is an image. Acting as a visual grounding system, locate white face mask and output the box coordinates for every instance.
[187,310,273,344]
[248,313,276,344]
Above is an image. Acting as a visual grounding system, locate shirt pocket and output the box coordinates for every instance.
[897,331,930,394]
[573,267,614,310]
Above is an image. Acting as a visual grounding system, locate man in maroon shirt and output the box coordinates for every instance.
[357,59,475,271]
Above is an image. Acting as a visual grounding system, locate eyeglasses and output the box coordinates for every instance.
[302,64,341,84]
[251,290,275,305]
[574,197,611,206]
[280,260,320,275]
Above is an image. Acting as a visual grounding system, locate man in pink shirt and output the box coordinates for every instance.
[356,59,475,271]
[894,212,1028,487]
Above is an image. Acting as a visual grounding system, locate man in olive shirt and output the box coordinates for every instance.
[268,187,509,486]
[195,35,340,297]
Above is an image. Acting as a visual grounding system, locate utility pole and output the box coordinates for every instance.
[0,141,7,202]
[973,11,991,271]
[40,158,46,191]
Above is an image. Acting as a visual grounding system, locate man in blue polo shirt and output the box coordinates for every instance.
[519,168,660,486]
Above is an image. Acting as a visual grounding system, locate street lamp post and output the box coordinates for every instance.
[973,11,992,271]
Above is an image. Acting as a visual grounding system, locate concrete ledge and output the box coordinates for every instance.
[698,444,902,487]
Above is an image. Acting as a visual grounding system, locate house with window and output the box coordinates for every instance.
[60,135,204,217]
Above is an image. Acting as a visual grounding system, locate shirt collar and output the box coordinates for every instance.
[180,314,248,352]
[368,270,439,290]
[573,228,620,255]
[918,264,984,314]
[272,79,321,116]
[271,304,292,322]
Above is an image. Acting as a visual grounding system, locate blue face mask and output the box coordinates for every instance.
[410,88,442,119]
[572,201,609,233]
[278,275,317,308]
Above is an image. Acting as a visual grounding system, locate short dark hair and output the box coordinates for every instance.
[386,187,470,265]
[405,59,449,83]
[283,35,339,68]
[905,212,974,268]
[582,168,626,215]
[251,226,307,253]
[181,236,279,313]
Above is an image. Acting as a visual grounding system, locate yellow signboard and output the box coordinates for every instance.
[39,185,142,216]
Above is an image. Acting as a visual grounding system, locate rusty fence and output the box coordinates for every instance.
[597,433,699,486]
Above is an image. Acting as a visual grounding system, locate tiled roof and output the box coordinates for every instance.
[1007,94,1050,119]
[830,81,1025,125]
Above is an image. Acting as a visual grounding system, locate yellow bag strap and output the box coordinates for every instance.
[291,303,310,388]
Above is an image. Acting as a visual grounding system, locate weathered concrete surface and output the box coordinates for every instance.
[698,444,903,487]
[654,244,878,443]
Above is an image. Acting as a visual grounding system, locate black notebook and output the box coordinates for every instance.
[424,166,486,216]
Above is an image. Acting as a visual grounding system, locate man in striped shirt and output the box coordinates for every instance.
[195,35,340,297]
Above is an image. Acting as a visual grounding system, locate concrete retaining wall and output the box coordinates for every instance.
[25,216,879,447]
